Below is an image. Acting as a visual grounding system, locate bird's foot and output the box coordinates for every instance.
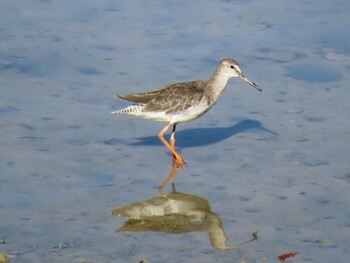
[172,156,186,168]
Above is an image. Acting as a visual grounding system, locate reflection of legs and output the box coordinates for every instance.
[227,231,259,250]
[158,123,184,166]
[158,159,183,194]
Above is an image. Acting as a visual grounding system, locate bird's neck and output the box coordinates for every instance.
[206,73,230,103]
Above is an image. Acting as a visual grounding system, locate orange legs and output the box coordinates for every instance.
[170,124,177,160]
[158,123,184,167]
[157,123,185,193]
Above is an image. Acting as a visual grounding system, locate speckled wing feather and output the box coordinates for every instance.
[117,89,162,104]
[143,80,207,114]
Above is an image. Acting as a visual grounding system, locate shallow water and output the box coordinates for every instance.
[1,1,350,262]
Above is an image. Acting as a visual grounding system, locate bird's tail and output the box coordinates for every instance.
[111,104,144,115]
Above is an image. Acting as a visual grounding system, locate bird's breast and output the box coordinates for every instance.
[168,100,213,124]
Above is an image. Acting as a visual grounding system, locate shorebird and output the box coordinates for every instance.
[112,58,261,167]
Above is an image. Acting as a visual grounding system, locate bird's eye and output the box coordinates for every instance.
[230,65,235,69]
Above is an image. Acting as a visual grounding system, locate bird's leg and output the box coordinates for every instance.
[170,124,177,163]
[170,124,187,167]
[158,123,184,166]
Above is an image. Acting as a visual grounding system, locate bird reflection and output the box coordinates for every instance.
[112,165,258,250]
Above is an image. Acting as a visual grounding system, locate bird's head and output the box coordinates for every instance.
[217,58,262,91]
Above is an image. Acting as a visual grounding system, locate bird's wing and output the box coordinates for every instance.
[143,81,206,114]
[116,89,162,104]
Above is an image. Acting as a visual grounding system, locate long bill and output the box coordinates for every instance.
[239,72,262,92]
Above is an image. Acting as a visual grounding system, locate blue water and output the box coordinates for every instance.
[1,1,350,262]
